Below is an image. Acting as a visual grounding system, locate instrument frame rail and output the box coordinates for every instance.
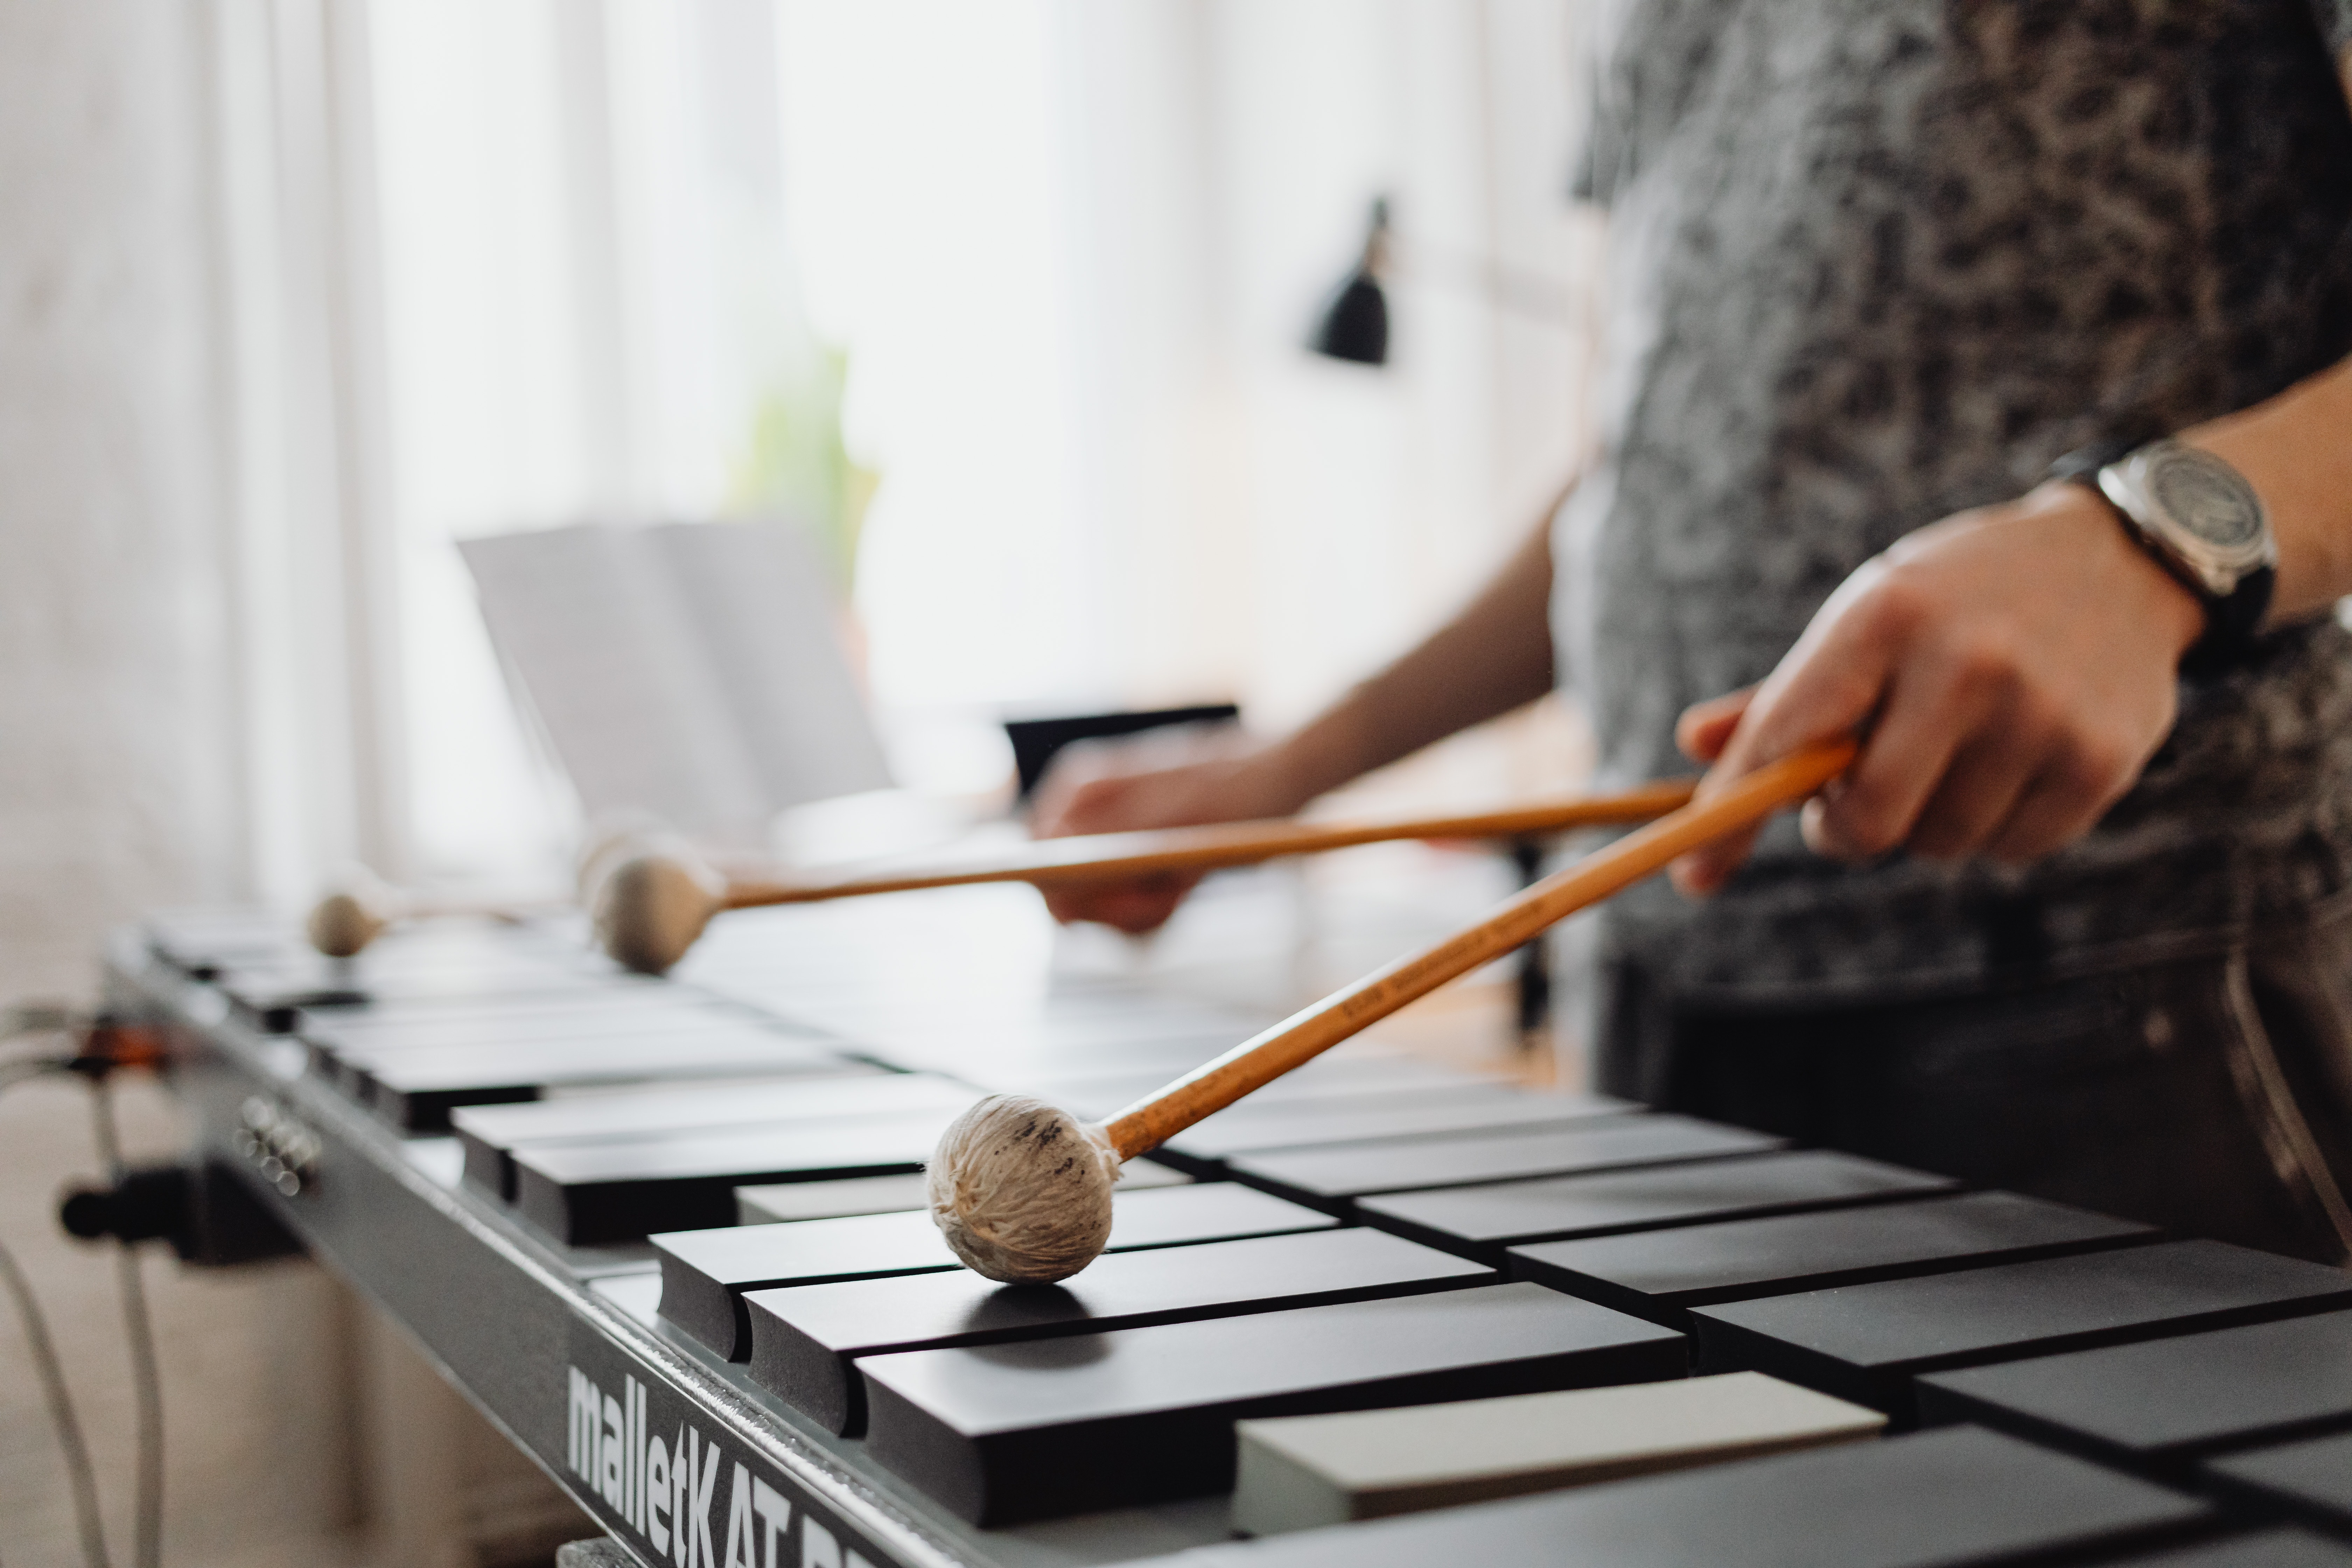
[106,906,2352,1568]
[104,929,1227,1568]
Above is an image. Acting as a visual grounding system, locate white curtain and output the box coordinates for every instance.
[281,0,1605,887]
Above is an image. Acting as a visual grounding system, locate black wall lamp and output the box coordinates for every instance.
[1309,195,1580,368]
[1310,198,1395,365]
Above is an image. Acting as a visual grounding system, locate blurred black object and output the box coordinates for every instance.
[1311,195,1582,369]
[1005,705,1242,802]
[60,1165,188,1248]
[61,1161,303,1266]
[1310,197,1392,366]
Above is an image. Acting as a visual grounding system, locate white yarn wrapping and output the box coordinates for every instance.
[927,1094,1121,1283]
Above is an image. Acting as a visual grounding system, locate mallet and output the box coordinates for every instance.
[305,868,567,959]
[590,778,1702,975]
[306,821,674,959]
[925,738,1855,1283]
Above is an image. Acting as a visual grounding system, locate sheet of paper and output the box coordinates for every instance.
[459,520,889,843]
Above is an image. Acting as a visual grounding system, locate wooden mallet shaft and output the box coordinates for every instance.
[596,778,1703,974]
[716,778,1700,910]
[1099,739,1856,1159]
[307,877,561,959]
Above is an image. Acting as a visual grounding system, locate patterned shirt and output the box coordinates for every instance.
[1554,0,2352,1006]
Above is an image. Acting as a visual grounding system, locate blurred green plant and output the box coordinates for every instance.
[727,341,877,589]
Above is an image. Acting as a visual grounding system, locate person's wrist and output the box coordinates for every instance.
[1254,716,1364,815]
[2027,479,2205,664]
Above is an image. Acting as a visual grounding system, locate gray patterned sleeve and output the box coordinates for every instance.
[2313,0,2352,55]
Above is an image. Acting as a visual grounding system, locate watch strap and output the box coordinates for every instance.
[2189,563,2275,676]
[2047,437,2146,489]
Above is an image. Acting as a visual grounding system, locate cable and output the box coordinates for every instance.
[89,1080,163,1568]
[114,1247,160,1568]
[1,1031,65,1064]
[0,1014,169,1567]
[2,1001,80,1040]
[0,1055,70,1093]
[0,1234,111,1568]
[0,1044,109,1564]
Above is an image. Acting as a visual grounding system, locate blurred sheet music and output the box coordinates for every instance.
[459,521,890,844]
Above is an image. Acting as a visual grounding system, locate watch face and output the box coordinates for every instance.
[2148,448,2266,552]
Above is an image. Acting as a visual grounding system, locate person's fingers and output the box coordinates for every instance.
[1030,775,1107,839]
[1981,723,2150,864]
[1675,687,1757,765]
[1665,689,1765,890]
[1027,738,1124,829]
[1040,872,1202,934]
[1668,822,1766,896]
[1033,774,1144,840]
[1794,575,2094,865]
[1042,877,1158,927]
[1671,588,1895,891]
[1799,659,1977,862]
[1704,606,1892,794]
[1978,776,2086,866]
[1903,732,2044,861]
[1079,889,1186,936]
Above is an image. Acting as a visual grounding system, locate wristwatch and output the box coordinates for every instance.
[2050,436,2277,673]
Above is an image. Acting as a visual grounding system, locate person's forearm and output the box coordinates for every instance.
[2183,351,2352,626]
[1267,512,1559,807]
[2185,48,2352,628]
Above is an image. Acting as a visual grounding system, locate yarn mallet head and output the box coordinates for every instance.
[927,1096,1122,1284]
[307,867,397,958]
[589,835,728,975]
